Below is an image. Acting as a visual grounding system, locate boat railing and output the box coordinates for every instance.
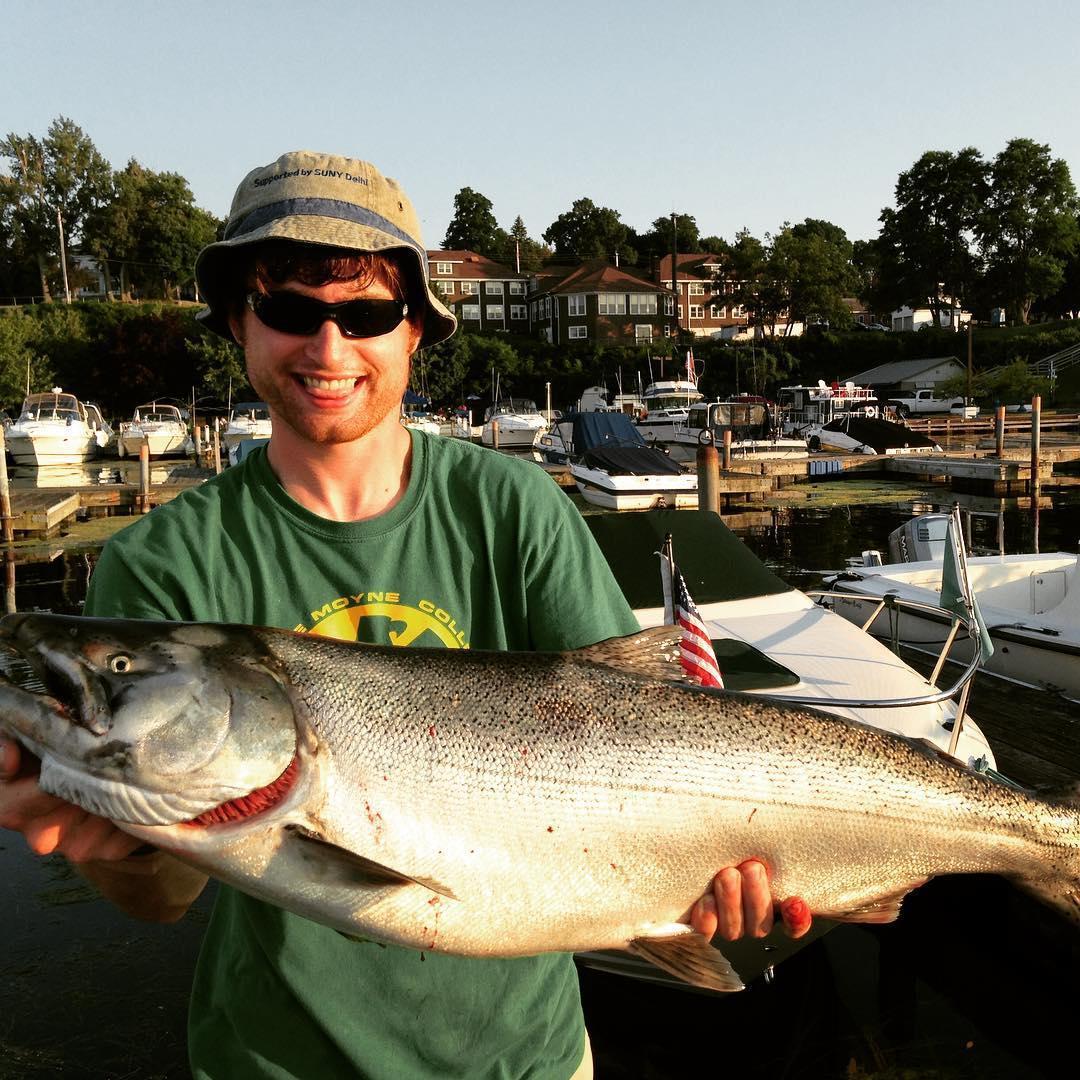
[765,589,983,718]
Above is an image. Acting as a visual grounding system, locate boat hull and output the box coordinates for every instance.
[5,431,99,466]
[571,464,698,511]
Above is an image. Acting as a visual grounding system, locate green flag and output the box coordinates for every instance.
[939,513,995,662]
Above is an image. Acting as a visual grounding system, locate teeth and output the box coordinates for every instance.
[303,376,356,391]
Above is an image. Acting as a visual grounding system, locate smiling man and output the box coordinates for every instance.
[0,151,809,1079]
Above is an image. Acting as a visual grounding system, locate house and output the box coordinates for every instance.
[527,260,676,347]
[427,250,531,334]
[657,253,750,339]
[845,356,965,394]
[890,300,972,332]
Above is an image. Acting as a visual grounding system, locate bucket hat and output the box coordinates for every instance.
[195,150,456,348]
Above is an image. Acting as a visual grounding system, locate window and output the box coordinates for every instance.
[462,304,480,320]
[629,294,656,315]
[689,305,704,319]
[663,324,673,337]
[688,283,705,295]
[435,262,452,275]
[433,280,452,296]
[678,304,683,319]
[543,297,551,317]
[484,281,503,295]
[568,295,586,316]
[460,281,478,295]
[634,324,653,343]
[710,304,727,319]
[732,304,746,317]
[508,281,526,294]
[486,304,504,320]
[568,326,588,340]
[598,293,626,315]
[510,304,527,320]
[664,296,674,315]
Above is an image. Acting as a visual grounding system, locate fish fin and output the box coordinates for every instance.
[575,627,687,683]
[817,880,928,924]
[284,825,459,900]
[627,927,744,992]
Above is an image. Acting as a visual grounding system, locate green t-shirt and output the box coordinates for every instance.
[84,430,639,1080]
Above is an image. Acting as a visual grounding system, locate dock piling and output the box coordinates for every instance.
[697,443,721,514]
[995,405,1005,457]
[722,429,732,471]
[137,443,151,513]
[213,428,222,474]
[1030,395,1042,497]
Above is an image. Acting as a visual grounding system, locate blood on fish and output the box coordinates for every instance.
[183,757,299,827]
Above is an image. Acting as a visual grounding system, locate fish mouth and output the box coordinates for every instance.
[181,755,300,827]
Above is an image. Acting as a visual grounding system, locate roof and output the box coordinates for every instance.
[657,253,730,282]
[539,260,664,296]
[844,356,963,385]
[426,249,525,280]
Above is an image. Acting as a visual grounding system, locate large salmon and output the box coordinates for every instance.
[0,613,1076,990]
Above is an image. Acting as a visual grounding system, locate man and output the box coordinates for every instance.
[0,151,809,1078]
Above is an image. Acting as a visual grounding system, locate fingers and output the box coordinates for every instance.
[692,860,814,943]
[0,736,19,778]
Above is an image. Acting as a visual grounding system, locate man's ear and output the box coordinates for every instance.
[227,309,245,346]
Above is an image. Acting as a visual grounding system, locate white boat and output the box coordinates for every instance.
[540,412,698,510]
[481,399,548,449]
[664,399,809,464]
[778,381,941,455]
[5,389,114,466]
[577,509,997,987]
[117,402,192,459]
[223,402,273,460]
[827,513,1080,701]
[633,377,704,444]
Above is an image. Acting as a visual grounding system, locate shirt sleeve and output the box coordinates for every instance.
[84,534,194,622]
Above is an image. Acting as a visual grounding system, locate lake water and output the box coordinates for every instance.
[2,474,1078,1078]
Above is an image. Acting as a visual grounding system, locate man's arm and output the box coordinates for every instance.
[0,737,209,921]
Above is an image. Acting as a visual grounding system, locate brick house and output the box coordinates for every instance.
[527,260,676,346]
[657,253,750,339]
[427,250,531,334]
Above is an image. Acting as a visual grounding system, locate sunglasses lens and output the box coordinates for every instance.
[249,293,406,338]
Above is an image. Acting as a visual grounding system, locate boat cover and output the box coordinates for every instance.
[580,444,685,476]
[572,411,647,450]
[823,416,938,451]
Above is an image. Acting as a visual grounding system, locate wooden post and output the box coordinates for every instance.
[697,443,720,515]
[193,423,203,459]
[491,418,500,451]
[213,428,222,474]
[138,442,151,513]
[722,429,732,470]
[1030,394,1041,497]
[995,405,1005,458]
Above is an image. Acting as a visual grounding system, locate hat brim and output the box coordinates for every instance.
[194,215,457,349]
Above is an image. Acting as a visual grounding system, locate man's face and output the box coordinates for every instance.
[231,275,421,447]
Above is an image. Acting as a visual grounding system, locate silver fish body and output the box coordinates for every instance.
[0,613,1077,991]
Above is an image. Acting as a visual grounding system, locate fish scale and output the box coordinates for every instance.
[1,613,1078,991]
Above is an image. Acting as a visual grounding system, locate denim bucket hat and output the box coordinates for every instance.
[194,150,457,348]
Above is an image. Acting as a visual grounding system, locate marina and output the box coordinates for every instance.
[1,469,1078,1078]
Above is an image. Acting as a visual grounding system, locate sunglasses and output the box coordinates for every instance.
[246,291,409,339]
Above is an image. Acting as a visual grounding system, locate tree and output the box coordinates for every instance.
[977,138,1080,324]
[542,198,637,264]
[442,187,505,256]
[769,219,859,332]
[0,117,112,301]
[638,212,702,266]
[85,161,222,300]
[493,216,549,272]
[876,148,989,328]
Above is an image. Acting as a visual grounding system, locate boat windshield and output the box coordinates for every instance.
[231,403,271,423]
[18,394,81,422]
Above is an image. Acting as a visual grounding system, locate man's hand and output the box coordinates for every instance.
[691,859,812,941]
[0,737,143,862]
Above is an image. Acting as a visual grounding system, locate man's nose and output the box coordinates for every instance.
[303,317,353,363]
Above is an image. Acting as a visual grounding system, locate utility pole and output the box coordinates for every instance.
[56,207,71,303]
[966,321,973,402]
[671,211,679,335]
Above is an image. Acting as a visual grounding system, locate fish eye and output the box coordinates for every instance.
[109,654,134,674]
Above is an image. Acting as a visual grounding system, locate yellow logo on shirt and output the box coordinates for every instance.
[296,592,469,648]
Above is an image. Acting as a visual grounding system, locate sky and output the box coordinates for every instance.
[4,1,1079,252]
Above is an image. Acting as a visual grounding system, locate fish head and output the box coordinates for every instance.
[0,613,301,828]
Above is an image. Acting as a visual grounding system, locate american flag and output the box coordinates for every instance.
[672,565,724,688]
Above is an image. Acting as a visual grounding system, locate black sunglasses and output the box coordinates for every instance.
[246,291,409,339]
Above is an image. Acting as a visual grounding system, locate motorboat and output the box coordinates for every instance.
[223,402,272,462]
[117,402,192,459]
[4,389,114,466]
[537,412,698,510]
[778,381,941,455]
[633,377,704,444]
[664,398,808,464]
[826,512,1080,701]
[480,399,548,449]
[577,509,997,988]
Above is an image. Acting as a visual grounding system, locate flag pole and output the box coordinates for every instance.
[660,532,676,626]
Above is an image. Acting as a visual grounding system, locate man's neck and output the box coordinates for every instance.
[265,419,413,523]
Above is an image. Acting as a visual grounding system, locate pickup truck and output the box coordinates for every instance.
[885,390,979,419]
